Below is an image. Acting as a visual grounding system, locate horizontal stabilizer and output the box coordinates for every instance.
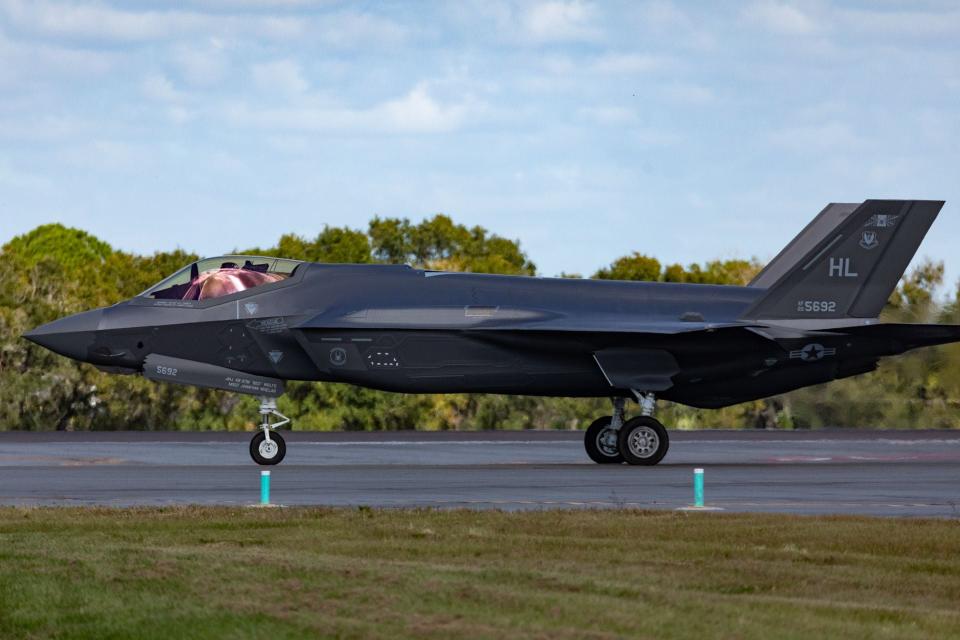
[743,200,943,321]
[826,322,960,352]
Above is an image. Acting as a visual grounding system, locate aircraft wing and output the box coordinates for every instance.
[293,307,756,335]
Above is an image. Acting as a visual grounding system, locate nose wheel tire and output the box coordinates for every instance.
[584,416,625,464]
[618,416,669,466]
[250,431,286,466]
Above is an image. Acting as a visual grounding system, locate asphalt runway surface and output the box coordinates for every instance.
[1,430,958,517]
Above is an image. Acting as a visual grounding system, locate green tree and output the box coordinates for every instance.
[671,259,761,286]
[594,253,661,281]
[369,214,535,275]
[247,227,371,264]
[4,224,112,271]
[885,258,944,322]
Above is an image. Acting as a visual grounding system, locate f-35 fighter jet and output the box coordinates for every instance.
[25,200,959,466]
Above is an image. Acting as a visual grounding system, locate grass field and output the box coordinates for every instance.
[0,508,958,639]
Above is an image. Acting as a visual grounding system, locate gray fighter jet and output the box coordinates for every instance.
[24,200,959,465]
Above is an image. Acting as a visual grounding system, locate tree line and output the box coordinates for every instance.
[0,216,956,431]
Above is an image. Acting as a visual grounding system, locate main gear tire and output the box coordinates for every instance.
[617,416,669,466]
[584,416,624,464]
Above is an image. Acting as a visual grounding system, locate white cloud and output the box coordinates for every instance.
[264,135,310,153]
[636,0,689,29]
[534,52,665,86]
[140,74,197,122]
[257,16,307,39]
[661,83,714,105]
[141,74,184,103]
[631,2,715,50]
[523,0,598,43]
[742,1,817,35]
[0,114,87,140]
[793,100,851,122]
[167,106,193,124]
[225,82,478,134]
[580,106,636,125]
[593,53,664,74]
[378,84,470,132]
[836,7,960,38]
[1,0,210,41]
[171,40,228,86]
[0,157,51,190]
[539,55,577,76]
[0,0,307,42]
[742,3,960,41]
[685,192,708,209]
[629,127,681,147]
[866,158,916,185]
[768,121,861,153]
[0,31,116,85]
[190,1,329,6]
[58,139,148,171]
[313,11,408,48]
[251,59,308,95]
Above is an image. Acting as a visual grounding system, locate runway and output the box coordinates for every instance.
[1,430,958,517]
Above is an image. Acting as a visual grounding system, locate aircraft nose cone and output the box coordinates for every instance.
[23,309,103,362]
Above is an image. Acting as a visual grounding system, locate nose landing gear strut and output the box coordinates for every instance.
[249,397,290,465]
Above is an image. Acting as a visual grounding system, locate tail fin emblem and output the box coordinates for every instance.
[865,214,898,228]
[859,231,879,250]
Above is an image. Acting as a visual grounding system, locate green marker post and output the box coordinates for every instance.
[693,468,704,508]
[260,470,271,506]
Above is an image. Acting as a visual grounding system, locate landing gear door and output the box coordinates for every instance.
[593,348,679,392]
[143,353,285,397]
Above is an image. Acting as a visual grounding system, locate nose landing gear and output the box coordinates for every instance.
[249,397,290,465]
[583,393,669,465]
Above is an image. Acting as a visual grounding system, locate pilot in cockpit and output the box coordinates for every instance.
[144,256,298,301]
[183,260,285,300]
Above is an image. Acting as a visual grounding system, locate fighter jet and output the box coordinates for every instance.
[24,199,959,466]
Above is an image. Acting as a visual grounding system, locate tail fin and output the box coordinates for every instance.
[749,203,859,288]
[742,199,943,321]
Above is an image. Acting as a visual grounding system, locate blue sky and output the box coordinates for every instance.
[0,1,957,283]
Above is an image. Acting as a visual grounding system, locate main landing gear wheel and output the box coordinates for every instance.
[250,430,286,465]
[618,416,669,466]
[584,416,624,464]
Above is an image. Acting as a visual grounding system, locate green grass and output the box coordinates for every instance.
[0,508,958,639]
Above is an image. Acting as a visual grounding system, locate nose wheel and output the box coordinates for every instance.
[250,430,286,465]
[250,396,290,465]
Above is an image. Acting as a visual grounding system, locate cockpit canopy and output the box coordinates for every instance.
[142,256,302,301]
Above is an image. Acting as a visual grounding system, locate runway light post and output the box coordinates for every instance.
[260,470,271,506]
[693,468,704,508]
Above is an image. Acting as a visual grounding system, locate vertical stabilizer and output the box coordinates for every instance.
[750,203,859,289]
[742,199,943,321]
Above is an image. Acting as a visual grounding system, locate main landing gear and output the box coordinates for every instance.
[250,397,290,465]
[584,393,669,466]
